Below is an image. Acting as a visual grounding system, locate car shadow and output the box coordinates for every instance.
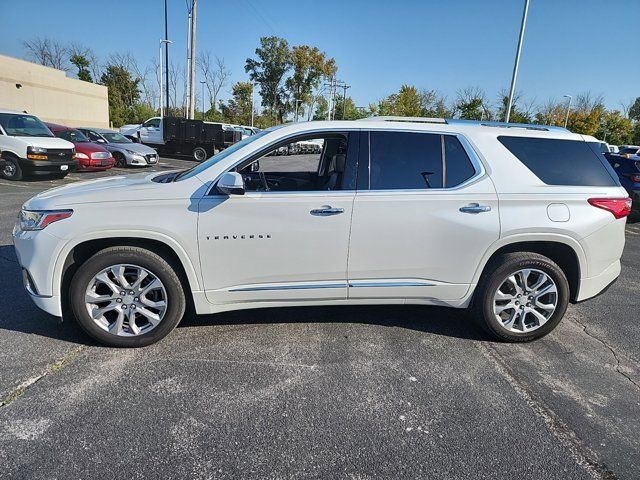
[0,244,482,345]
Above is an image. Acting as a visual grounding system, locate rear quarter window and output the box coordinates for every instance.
[498,136,619,187]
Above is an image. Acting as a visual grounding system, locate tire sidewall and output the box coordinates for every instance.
[70,249,185,347]
[193,147,207,162]
[114,152,126,168]
[2,156,22,180]
[480,255,569,341]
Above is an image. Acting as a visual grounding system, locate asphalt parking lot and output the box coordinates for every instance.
[0,158,639,479]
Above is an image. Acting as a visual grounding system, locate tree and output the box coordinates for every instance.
[597,110,633,145]
[100,64,140,127]
[220,82,254,125]
[70,54,92,82]
[535,98,566,126]
[497,90,533,123]
[312,96,329,120]
[565,93,605,136]
[454,87,487,120]
[285,45,336,118]
[198,51,231,114]
[23,37,68,70]
[245,36,292,123]
[629,97,640,122]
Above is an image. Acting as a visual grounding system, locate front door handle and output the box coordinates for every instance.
[310,205,345,216]
[459,203,492,214]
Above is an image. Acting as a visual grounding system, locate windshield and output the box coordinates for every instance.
[102,132,131,143]
[0,113,54,137]
[175,129,273,182]
[55,129,90,143]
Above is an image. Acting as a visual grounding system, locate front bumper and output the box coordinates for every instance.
[77,157,115,171]
[126,152,158,166]
[18,157,78,175]
[13,225,65,317]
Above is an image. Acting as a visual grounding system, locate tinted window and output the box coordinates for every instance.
[55,129,89,143]
[498,136,618,186]
[370,131,442,189]
[444,135,476,187]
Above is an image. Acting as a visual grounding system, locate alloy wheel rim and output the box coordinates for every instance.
[85,264,168,336]
[493,268,558,333]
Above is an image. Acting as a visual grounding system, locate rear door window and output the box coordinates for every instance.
[498,136,619,186]
[369,131,443,189]
[443,135,476,187]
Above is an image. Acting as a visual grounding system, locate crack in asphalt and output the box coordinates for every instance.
[0,346,85,408]
[571,317,640,391]
[480,343,618,480]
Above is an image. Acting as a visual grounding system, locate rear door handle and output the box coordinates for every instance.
[310,205,345,216]
[459,203,492,214]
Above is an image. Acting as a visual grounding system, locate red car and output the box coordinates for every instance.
[45,122,115,172]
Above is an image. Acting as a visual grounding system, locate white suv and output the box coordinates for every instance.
[13,118,631,347]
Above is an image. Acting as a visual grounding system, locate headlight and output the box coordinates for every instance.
[75,152,89,159]
[27,146,48,160]
[20,209,73,231]
[125,149,142,156]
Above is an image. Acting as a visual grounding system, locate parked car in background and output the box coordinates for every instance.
[0,110,76,181]
[78,127,159,167]
[618,146,640,158]
[604,150,640,205]
[45,123,114,172]
[13,117,631,347]
[609,145,619,153]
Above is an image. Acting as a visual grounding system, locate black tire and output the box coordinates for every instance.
[1,155,23,180]
[472,252,569,342]
[70,246,186,347]
[113,152,127,168]
[193,146,207,162]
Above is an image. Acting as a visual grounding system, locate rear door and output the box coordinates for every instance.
[347,130,500,301]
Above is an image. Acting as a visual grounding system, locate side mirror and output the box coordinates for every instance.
[217,171,245,195]
[96,138,106,143]
[250,160,260,172]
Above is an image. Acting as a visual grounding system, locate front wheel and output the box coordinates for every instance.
[70,246,186,347]
[113,152,127,168]
[1,156,23,180]
[473,252,569,342]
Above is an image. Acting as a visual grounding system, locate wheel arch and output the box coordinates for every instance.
[472,235,585,303]
[57,233,201,314]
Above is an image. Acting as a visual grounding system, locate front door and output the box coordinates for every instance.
[198,131,360,305]
[139,118,162,145]
[347,130,500,301]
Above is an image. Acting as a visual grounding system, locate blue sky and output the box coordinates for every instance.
[1,0,638,111]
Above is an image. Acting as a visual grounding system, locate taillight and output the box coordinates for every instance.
[630,174,640,183]
[588,197,632,219]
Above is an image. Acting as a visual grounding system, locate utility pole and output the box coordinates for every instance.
[325,77,335,121]
[187,0,197,119]
[563,94,572,129]
[505,0,530,123]
[341,83,351,119]
[164,0,170,115]
[200,80,206,120]
[159,39,173,118]
[294,99,302,122]
[251,84,255,127]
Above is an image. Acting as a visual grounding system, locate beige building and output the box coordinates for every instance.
[0,54,109,128]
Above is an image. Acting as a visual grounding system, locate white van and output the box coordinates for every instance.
[0,109,76,181]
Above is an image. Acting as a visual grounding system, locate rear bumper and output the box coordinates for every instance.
[19,157,78,174]
[575,260,621,302]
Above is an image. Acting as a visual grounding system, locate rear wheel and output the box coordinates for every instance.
[1,155,23,180]
[193,146,207,162]
[473,252,569,342]
[70,246,186,347]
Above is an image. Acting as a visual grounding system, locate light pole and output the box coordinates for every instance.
[200,80,206,120]
[563,94,572,129]
[251,84,255,127]
[294,99,302,122]
[159,39,173,118]
[505,0,530,123]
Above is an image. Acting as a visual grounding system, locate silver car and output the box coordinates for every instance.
[78,128,159,167]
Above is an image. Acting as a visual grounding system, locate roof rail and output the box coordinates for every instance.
[447,119,569,132]
[357,116,569,133]
[357,116,447,124]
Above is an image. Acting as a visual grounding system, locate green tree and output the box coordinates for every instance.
[70,54,92,82]
[100,65,140,127]
[597,110,633,145]
[312,96,329,120]
[565,93,605,136]
[454,87,487,120]
[220,82,254,125]
[497,93,532,123]
[628,97,640,121]
[245,36,291,123]
[285,45,336,117]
